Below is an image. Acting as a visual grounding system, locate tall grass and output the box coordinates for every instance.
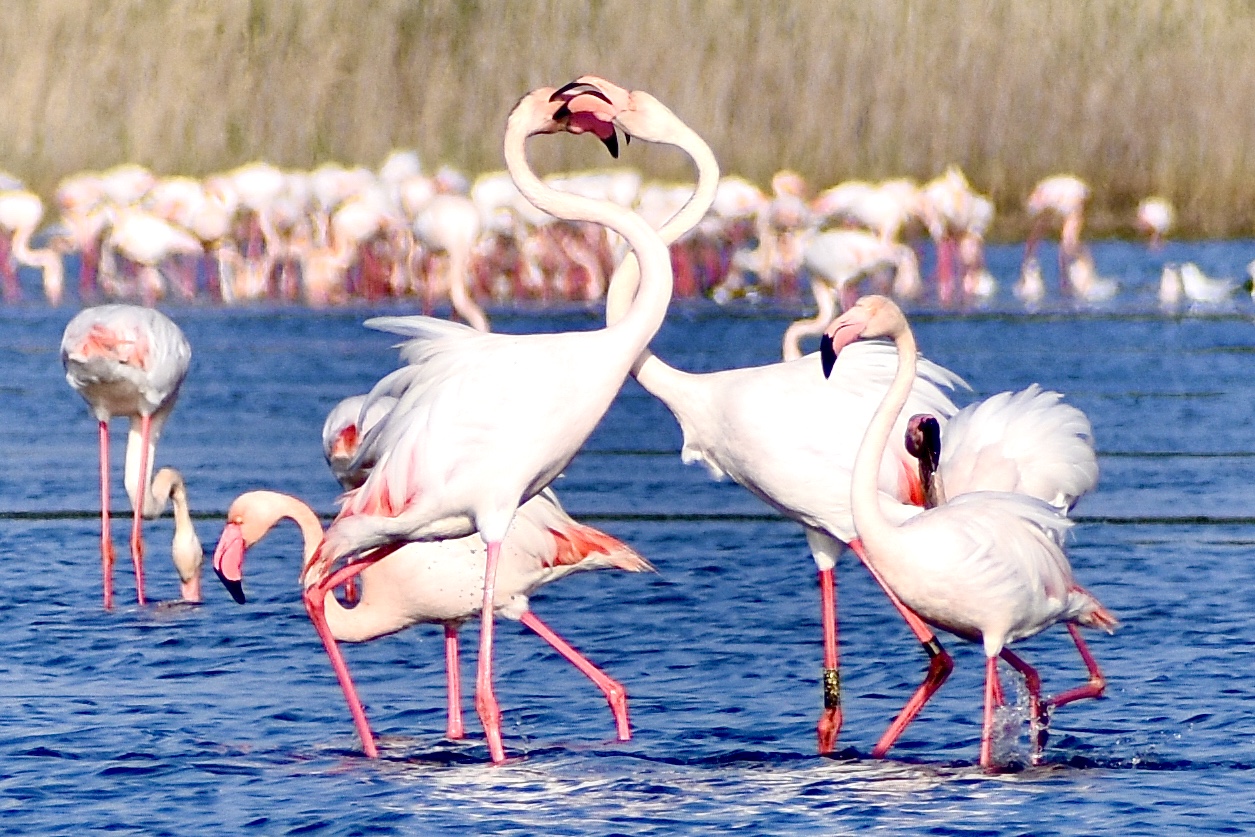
[0,0,1252,238]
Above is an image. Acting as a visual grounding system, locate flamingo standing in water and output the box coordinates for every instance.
[1136,197,1174,249]
[0,190,66,305]
[62,304,195,608]
[822,295,1116,769]
[1023,174,1090,296]
[213,484,650,757]
[596,78,964,754]
[413,194,490,331]
[886,385,1101,759]
[307,77,684,763]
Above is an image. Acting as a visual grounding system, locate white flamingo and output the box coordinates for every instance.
[306,77,685,764]
[823,295,1116,769]
[0,190,66,305]
[597,80,966,755]
[61,304,195,608]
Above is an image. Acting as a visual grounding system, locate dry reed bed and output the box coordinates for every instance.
[0,0,1252,238]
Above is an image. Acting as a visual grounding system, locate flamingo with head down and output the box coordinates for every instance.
[303,77,686,764]
[61,304,198,608]
[821,295,1116,770]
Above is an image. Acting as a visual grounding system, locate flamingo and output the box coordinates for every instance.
[61,304,194,608]
[1023,174,1090,295]
[304,77,685,764]
[213,485,650,757]
[821,295,1117,769]
[597,81,966,755]
[784,229,921,359]
[412,194,489,331]
[1159,262,1237,309]
[0,190,66,305]
[322,394,401,491]
[1137,197,1174,249]
[886,385,1101,757]
[107,208,203,304]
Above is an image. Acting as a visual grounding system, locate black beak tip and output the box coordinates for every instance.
[820,334,837,378]
[215,567,247,604]
[601,129,620,158]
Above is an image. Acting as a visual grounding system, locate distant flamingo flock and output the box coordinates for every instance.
[57,77,1117,772]
[0,111,1195,317]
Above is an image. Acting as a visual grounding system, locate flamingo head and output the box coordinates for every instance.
[548,77,631,158]
[212,490,287,604]
[819,294,906,377]
[904,414,941,470]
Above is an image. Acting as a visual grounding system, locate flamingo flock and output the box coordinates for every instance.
[55,76,1118,773]
[0,119,1186,317]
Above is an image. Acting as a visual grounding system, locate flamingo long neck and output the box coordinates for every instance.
[125,412,168,518]
[505,113,673,361]
[851,326,918,553]
[10,223,64,304]
[602,117,720,394]
[260,493,410,643]
[151,468,203,595]
[782,281,838,361]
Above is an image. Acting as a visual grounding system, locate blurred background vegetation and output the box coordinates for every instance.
[0,0,1252,238]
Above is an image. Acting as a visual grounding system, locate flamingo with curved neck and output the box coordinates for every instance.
[599,80,970,754]
[310,78,681,763]
[824,295,1116,769]
[213,489,651,758]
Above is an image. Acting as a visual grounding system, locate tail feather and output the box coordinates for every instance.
[547,523,654,572]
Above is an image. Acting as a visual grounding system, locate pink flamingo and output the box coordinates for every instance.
[306,77,681,764]
[597,79,964,755]
[1023,174,1090,295]
[0,190,66,305]
[212,486,650,757]
[823,295,1117,769]
[61,304,195,608]
[1136,197,1174,249]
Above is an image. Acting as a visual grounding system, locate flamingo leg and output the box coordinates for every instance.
[849,539,955,758]
[303,581,379,759]
[518,610,632,742]
[129,413,150,606]
[444,624,465,740]
[1043,623,1107,712]
[816,567,842,754]
[980,655,1003,770]
[98,420,115,611]
[476,540,506,764]
[998,648,1044,763]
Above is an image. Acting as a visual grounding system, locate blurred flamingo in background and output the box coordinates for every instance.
[1137,197,1174,249]
[1023,174,1090,295]
[823,295,1116,770]
[61,304,193,609]
[0,190,66,305]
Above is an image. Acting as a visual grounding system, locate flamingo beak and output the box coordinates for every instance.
[820,333,838,378]
[212,522,248,604]
[550,80,623,158]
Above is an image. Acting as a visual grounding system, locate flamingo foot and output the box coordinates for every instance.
[475,687,506,764]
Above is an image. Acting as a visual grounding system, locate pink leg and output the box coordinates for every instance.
[980,655,1003,770]
[129,414,150,606]
[849,539,955,758]
[519,610,632,742]
[444,624,465,740]
[816,568,842,754]
[303,581,379,758]
[476,540,506,764]
[998,648,1044,763]
[1044,623,1107,711]
[98,421,115,611]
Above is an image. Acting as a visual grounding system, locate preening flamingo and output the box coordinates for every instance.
[61,305,194,608]
[886,385,1101,758]
[306,77,680,764]
[822,295,1116,769]
[412,194,489,331]
[596,78,966,754]
[213,488,650,757]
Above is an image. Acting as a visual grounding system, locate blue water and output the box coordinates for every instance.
[2,240,1254,834]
